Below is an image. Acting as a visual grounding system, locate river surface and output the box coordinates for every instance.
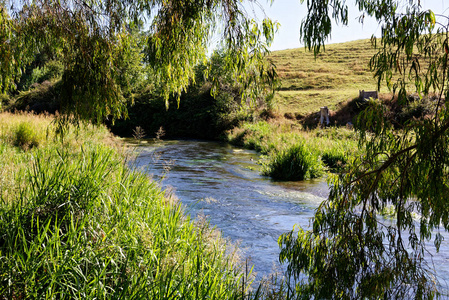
[129,139,449,294]
[130,139,327,278]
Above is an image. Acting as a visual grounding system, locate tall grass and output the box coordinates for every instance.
[13,121,40,149]
[227,120,359,180]
[263,142,324,180]
[0,112,251,299]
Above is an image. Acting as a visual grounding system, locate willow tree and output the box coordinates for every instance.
[0,0,278,122]
[279,1,449,298]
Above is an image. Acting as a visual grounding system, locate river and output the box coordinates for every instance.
[129,139,449,295]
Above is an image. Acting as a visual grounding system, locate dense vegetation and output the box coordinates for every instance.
[277,1,449,299]
[0,112,253,298]
[2,0,449,298]
[109,51,262,140]
[226,121,358,179]
[0,0,278,124]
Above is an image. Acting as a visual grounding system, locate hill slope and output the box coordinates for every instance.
[269,39,384,117]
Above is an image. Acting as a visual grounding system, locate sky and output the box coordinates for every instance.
[248,0,449,51]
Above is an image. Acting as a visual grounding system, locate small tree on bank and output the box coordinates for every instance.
[279,1,449,298]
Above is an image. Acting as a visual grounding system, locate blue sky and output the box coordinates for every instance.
[250,0,449,51]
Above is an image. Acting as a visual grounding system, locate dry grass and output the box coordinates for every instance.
[268,39,390,116]
[0,112,116,204]
[0,111,113,148]
[0,111,53,146]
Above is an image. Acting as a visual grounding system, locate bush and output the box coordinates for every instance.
[21,60,65,91]
[13,122,39,149]
[11,80,60,114]
[321,149,347,170]
[397,95,436,124]
[263,143,324,181]
[0,94,10,111]
[110,86,244,139]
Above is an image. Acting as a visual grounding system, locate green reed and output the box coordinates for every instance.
[262,142,324,181]
[0,114,251,299]
[227,121,358,180]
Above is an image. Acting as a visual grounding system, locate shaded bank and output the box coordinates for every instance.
[109,87,244,140]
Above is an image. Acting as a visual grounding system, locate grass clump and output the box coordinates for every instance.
[263,142,324,180]
[0,112,249,299]
[321,149,347,170]
[13,121,40,149]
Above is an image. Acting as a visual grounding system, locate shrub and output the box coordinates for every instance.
[12,80,61,114]
[21,60,65,91]
[110,86,244,139]
[0,94,10,111]
[321,149,347,170]
[13,122,39,149]
[397,95,436,124]
[263,143,323,181]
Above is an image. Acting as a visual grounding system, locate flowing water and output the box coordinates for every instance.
[129,139,449,293]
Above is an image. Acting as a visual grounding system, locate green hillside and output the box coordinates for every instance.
[269,39,385,117]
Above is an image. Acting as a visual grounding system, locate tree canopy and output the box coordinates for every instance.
[279,0,449,298]
[0,0,278,122]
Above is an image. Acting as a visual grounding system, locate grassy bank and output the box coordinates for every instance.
[225,39,403,181]
[0,112,250,298]
[226,119,359,180]
[220,40,370,181]
[269,39,383,117]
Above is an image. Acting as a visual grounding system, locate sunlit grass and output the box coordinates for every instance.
[262,142,324,181]
[226,120,359,180]
[228,39,386,180]
[0,112,250,298]
[269,39,391,116]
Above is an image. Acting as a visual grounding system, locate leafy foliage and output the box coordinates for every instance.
[25,60,64,90]
[111,48,274,139]
[1,0,278,123]
[0,93,9,110]
[0,6,22,93]
[280,1,449,298]
[12,80,61,114]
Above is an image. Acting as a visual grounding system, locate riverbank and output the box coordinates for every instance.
[0,112,253,298]
[226,119,359,180]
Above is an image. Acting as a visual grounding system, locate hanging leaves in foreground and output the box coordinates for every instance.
[280,0,449,298]
[1,0,279,122]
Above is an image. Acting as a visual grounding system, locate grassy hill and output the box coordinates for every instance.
[269,39,385,117]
